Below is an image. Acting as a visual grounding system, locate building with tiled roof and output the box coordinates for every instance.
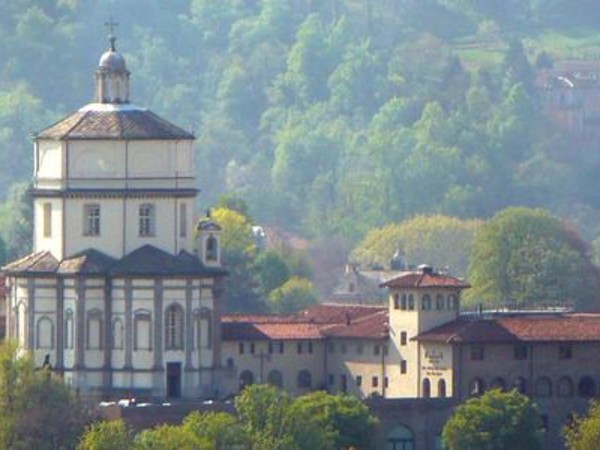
[2,33,226,400]
[220,264,600,449]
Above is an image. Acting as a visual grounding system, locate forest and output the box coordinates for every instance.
[3,0,600,310]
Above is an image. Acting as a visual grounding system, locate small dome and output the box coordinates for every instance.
[99,49,127,73]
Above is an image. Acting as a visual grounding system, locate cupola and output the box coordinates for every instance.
[95,33,130,104]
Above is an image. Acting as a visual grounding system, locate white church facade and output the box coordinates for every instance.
[2,35,226,399]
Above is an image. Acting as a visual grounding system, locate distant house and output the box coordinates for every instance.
[537,60,600,135]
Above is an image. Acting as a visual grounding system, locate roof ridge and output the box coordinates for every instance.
[60,110,89,139]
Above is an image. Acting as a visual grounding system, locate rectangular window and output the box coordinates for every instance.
[356,375,362,387]
[372,376,379,388]
[279,342,284,354]
[384,377,389,388]
[374,345,380,356]
[559,345,573,360]
[250,342,255,354]
[356,343,364,354]
[43,203,52,237]
[400,360,407,374]
[179,203,187,237]
[308,342,313,354]
[268,342,273,354]
[328,374,335,385]
[514,344,528,360]
[297,342,303,354]
[239,342,244,354]
[139,204,156,237]
[400,331,407,346]
[83,204,100,236]
[328,342,335,353]
[341,342,347,354]
[470,346,484,361]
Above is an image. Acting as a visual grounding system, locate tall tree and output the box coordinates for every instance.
[442,389,544,450]
[467,207,600,309]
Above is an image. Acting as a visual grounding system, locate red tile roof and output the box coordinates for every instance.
[222,304,388,341]
[416,313,600,344]
[381,271,470,289]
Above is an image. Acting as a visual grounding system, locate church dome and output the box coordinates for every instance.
[99,48,127,73]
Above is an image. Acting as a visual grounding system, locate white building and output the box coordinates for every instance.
[2,35,226,399]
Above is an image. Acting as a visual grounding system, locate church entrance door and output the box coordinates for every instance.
[166,362,182,398]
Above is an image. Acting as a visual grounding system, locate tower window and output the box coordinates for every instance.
[139,204,156,237]
[83,204,100,236]
[179,203,187,237]
[206,235,218,261]
[43,203,52,237]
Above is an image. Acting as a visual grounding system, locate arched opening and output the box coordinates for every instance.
[557,376,574,398]
[535,377,552,397]
[36,317,54,349]
[421,294,431,310]
[206,235,218,261]
[578,376,595,398]
[387,425,414,450]
[470,378,485,396]
[435,294,444,310]
[438,379,446,398]
[422,378,431,398]
[297,370,312,388]
[240,370,254,390]
[267,370,283,388]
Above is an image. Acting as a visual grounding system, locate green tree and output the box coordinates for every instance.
[77,419,133,450]
[352,215,482,277]
[563,400,600,450]
[211,207,262,312]
[268,277,318,313]
[182,411,248,449]
[134,424,209,450]
[467,207,600,309]
[0,341,89,450]
[253,251,291,297]
[291,391,378,450]
[235,384,297,450]
[442,389,544,450]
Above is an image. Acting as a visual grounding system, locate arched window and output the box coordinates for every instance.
[448,294,458,310]
[226,358,234,369]
[408,295,414,311]
[421,294,431,311]
[578,376,595,398]
[557,376,574,398]
[513,377,527,394]
[491,377,506,391]
[134,310,152,350]
[435,294,444,310]
[206,235,218,261]
[438,379,446,398]
[393,293,400,309]
[240,370,254,389]
[401,294,407,310]
[535,377,552,397]
[64,309,73,349]
[297,370,312,388]
[165,304,184,350]
[112,318,124,349]
[470,378,485,396]
[387,425,414,450]
[86,309,103,350]
[36,316,54,349]
[267,370,284,388]
[422,378,431,398]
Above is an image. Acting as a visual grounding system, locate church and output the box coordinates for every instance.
[2,34,226,399]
